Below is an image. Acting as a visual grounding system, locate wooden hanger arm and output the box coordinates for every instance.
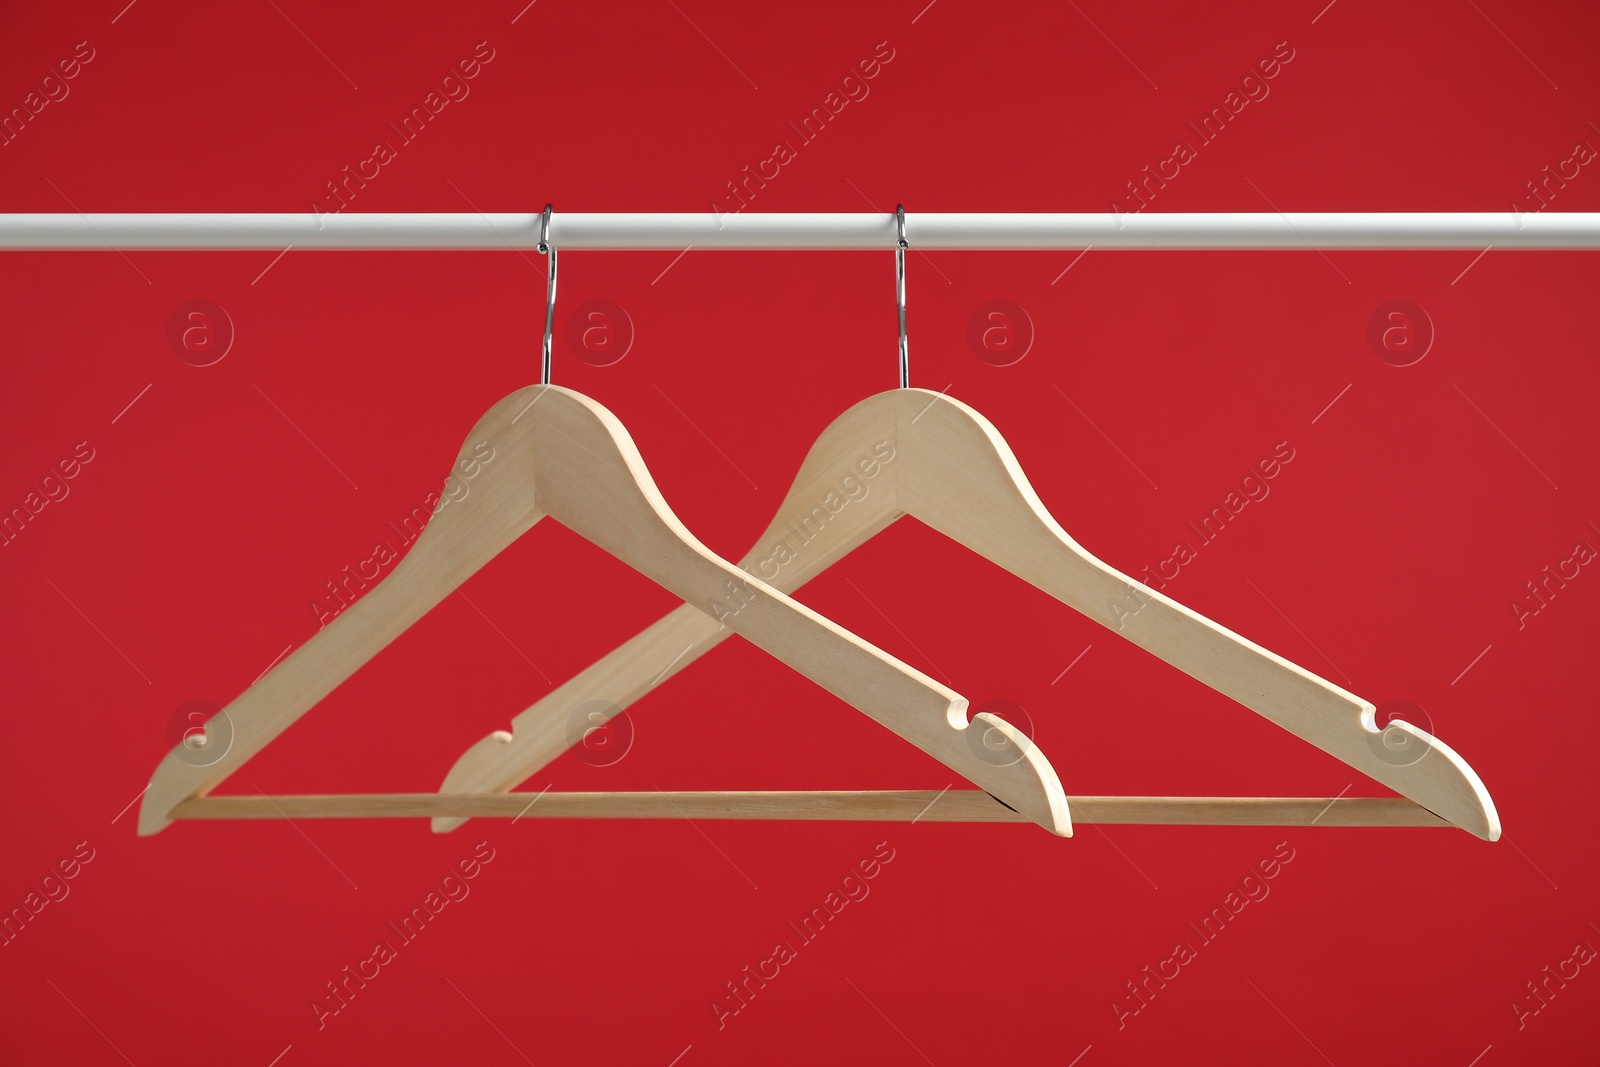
[894,390,1500,840]
[139,390,550,835]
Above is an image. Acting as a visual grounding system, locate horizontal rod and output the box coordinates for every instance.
[170,791,1448,827]
[1,213,1598,251]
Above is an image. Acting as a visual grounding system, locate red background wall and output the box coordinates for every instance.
[1,1,1597,1064]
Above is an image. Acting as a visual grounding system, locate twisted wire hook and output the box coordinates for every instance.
[896,204,909,389]
[538,204,556,385]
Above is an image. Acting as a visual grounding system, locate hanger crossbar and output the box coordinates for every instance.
[171,792,1447,827]
[2,212,1598,251]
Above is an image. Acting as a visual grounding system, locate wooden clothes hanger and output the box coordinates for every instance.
[431,209,1498,842]
[435,385,1497,844]
[138,383,1070,836]
[433,388,1500,840]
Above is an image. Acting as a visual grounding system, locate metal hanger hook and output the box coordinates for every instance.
[896,204,908,389]
[539,204,557,385]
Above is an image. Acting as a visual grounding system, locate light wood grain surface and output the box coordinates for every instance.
[173,792,1448,827]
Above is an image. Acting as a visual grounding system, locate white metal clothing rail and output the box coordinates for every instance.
[1,212,1599,250]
